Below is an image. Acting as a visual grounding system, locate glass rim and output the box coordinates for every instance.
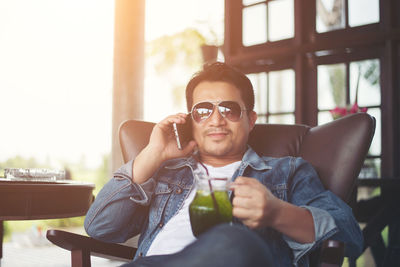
[190,100,246,123]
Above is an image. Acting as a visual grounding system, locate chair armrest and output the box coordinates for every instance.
[319,239,344,267]
[46,229,136,262]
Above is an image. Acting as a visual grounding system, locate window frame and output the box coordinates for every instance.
[224,0,400,179]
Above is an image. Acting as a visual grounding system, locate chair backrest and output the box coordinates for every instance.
[119,113,375,202]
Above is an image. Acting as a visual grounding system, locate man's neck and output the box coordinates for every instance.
[198,153,244,167]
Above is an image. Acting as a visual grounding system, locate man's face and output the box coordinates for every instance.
[191,81,257,159]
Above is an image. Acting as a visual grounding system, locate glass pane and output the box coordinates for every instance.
[349,0,379,27]
[268,114,295,124]
[243,0,265,5]
[357,184,381,201]
[269,69,295,113]
[242,4,267,46]
[247,72,268,115]
[359,158,381,179]
[268,0,294,41]
[350,59,380,107]
[367,108,381,156]
[256,115,267,123]
[318,63,346,110]
[318,110,334,125]
[316,0,345,33]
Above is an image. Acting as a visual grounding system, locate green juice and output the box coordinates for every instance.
[189,189,232,237]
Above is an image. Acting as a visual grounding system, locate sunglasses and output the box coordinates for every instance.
[190,100,247,123]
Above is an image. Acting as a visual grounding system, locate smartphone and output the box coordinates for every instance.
[173,117,193,150]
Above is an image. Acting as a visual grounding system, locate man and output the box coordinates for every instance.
[85,62,363,266]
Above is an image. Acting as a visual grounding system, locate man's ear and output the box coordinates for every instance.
[248,111,257,130]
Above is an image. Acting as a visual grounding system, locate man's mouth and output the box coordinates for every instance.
[208,132,227,137]
[205,129,230,139]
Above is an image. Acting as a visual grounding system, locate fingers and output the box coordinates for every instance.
[231,184,264,215]
[233,176,259,185]
[240,219,262,229]
[159,113,188,127]
[232,206,253,218]
[232,206,264,229]
[148,113,196,160]
[151,113,190,139]
[231,184,255,198]
[230,177,263,198]
[230,176,270,229]
[232,195,253,208]
[232,191,265,211]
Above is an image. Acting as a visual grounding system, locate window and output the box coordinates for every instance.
[242,0,294,46]
[248,69,295,124]
[225,0,399,181]
[317,59,382,177]
[316,0,380,32]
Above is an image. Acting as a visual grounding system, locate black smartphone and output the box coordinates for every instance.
[172,117,193,150]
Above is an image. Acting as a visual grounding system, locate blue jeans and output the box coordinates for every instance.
[122,224,273,267]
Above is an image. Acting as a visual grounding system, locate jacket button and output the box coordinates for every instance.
[175,188,182,194]
[159,222,164,228]
[139,252,143,257]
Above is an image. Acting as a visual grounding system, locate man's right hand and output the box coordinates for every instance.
[132,114,197,184]
[148,113,196,162]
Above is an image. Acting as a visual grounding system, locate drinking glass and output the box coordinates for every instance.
[189,174,233,237]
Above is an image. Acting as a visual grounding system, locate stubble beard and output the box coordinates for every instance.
[202,141,233,157]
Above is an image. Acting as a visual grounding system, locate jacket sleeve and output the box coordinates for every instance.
[285,157,363,261]
[84,160,156,243]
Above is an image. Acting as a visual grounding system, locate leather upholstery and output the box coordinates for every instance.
[119,120,154,163]
[300,114,375,201]
[120,112,375,202]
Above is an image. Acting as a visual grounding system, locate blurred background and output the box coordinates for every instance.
[0,0,398,266]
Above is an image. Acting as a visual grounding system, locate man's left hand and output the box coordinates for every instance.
[231,176,281,229]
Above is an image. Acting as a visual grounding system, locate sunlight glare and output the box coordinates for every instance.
[0,0,114,168]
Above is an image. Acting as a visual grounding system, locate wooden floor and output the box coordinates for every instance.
[1,227,128,267]
[1,242,127,267]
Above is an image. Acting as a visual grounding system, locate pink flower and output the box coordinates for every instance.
[330,107,347,120]
[330,103,368,119]
[350,103,359,114]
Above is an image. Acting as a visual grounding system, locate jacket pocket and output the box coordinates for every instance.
[152,181,173,211]
[154,181,173,195]
[148,181,173,230]
[269,183,287,200]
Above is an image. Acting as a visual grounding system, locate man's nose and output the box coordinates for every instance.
[209,107,226,125]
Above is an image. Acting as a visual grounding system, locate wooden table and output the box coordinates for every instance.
[0,179,95,259]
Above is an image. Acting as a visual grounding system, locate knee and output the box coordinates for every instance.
[203,224,242,237]
[201,224,271,253]
[196,224,273,265]
[201,224,255,243]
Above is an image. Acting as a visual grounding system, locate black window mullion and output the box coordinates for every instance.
[346,62,350,105]
[266,72,270,122]
[344,0,349,28]
[266,1,269,42]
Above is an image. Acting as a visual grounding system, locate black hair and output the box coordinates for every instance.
[185,62,255,112]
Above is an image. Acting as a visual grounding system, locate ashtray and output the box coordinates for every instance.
[4,168,66,181]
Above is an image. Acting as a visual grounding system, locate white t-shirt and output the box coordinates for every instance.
[146,161,241,256]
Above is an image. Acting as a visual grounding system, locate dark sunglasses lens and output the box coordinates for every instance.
[219,101,242,121]
[192,102,214,122]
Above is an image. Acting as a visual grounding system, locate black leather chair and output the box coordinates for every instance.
[47,112,375,267]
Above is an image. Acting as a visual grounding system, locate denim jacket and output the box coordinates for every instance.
[84,147,363,266]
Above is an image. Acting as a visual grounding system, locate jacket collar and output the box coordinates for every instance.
[241,146,273,171]
[164,146,272,171]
